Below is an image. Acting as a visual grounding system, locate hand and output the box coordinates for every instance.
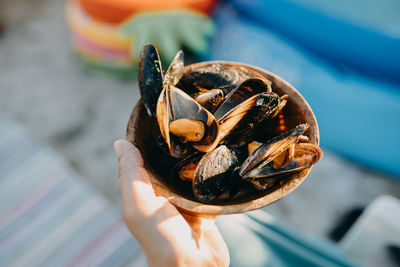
[114,140,229,267]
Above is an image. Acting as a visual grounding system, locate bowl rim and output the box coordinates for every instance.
[126,60,320,215]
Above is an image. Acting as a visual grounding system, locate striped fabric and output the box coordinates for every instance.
[0,115,146,267]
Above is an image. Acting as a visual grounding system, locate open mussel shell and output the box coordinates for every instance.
[127,61,320,215]
[193,145,239,203]
[244,143,322,180]
[156,85,220,157]
[176,63,264,96]
[138,44,163,117]
[247,143,322,191]
[139,46,184,117]
[219,92,280,147]
[240,124,309,177]
[214,77,272,120]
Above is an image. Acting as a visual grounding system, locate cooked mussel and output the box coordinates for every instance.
[240,124,309,178]
[214,77,272,120]
[193,88,224,113]
[238,124,321,191]
[249,143,322,179]
[156,85,220,157]
[219,92,280,147]
[138,44,184,117]
[176,63,264,96]
[193,145,239,202]
[272,134,308,169]
[247,143,322,190]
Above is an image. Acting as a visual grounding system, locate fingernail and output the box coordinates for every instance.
[114,140,122,157]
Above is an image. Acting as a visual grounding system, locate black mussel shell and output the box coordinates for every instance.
[193,145,239,203]
[156,86,220,157]
[176,63,264,96]
[240,124,309,177]
[228,166,246,198]
[219,92,280,147]
[138,44,163,117]
[169,86,220,152]
[214,77,272,120]
[245,143,322,179]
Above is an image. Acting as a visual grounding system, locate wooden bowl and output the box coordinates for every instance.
[126,61,319,215]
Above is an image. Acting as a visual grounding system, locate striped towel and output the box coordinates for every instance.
[0,115,146,267]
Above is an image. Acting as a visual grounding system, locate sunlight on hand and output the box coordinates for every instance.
[114,139,229,267]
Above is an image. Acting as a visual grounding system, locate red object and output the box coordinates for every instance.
[79,0,217,24]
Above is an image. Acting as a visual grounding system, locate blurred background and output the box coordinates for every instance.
[0,0,399,266]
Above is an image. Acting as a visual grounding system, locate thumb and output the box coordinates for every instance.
[113,140,161,218]
[113,140,198,258]
[114,139,146,184]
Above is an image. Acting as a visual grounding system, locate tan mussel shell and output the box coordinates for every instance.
[126,61,319,216]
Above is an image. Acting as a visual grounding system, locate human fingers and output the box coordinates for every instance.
[181,213,230,266]
[114,140,204,265]
[180,212,218,236]
[114,140,159,217]
[113,140,193,237]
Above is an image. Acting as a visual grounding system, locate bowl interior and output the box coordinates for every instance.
[126,61,319,215]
